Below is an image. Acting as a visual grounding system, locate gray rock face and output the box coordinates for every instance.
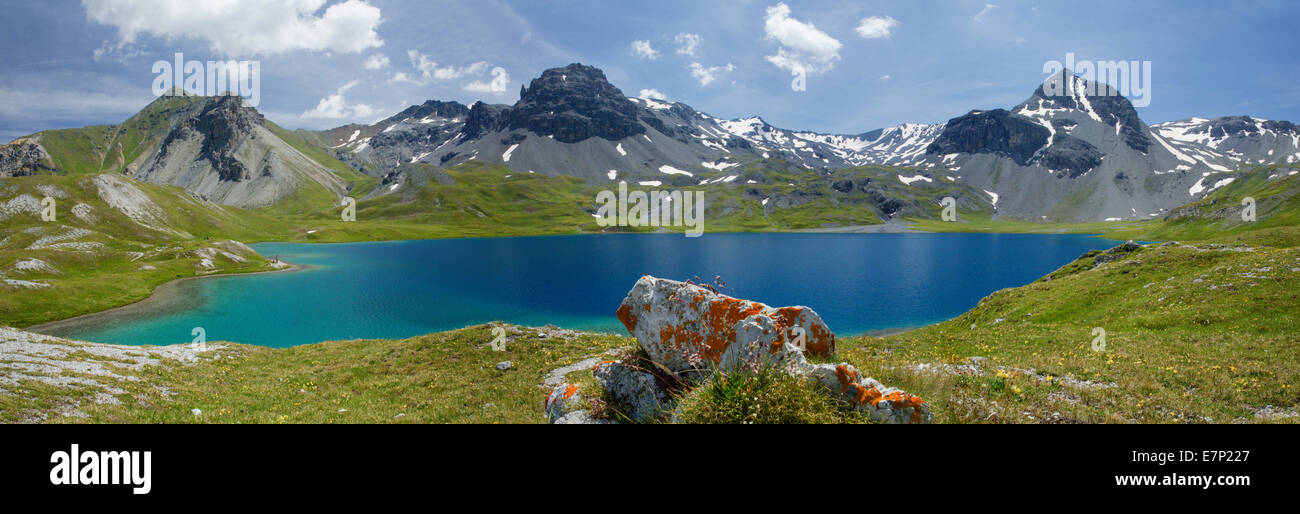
[926,109,1050,165]
[133,96,348,207]
[0,140,56,177]
[593,361,668,422]
[616,275,835,373]
[505,63,647,143]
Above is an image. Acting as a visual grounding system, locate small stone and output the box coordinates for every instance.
[495,360,512,371]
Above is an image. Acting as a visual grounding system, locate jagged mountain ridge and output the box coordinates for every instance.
[323,63,940,192]
[319,63,1299,221]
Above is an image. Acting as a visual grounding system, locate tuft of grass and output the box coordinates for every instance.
[672,366,857,424]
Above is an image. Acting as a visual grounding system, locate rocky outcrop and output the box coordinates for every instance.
[1038,135,1104,179]
[544,275,932,424]
[926,109,1049,165]
[504,63,646,143]
[616,276,834,372]
[0,139,56,177]
[593,360,669,422]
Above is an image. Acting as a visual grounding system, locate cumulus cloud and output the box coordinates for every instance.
[302,80,376,119]
[631,40,660,60]
[878,74,892,83]
[395,49,504,92]
[388,71,418,84]
[434,61,489,80]
[407,49,438,81]
[856,16,898,39]
[83,0,384,57]
[363,53,390,69]
[689,62,735,86]
[638,88,667,100]
[974,3,997,22]
[464,67,510,94]
[762,2,841,74]
[674,33,702,56]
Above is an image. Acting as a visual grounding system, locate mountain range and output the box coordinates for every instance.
[3,63,1299,223]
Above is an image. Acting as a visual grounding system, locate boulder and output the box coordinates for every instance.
[616,276,834,372]
[544,383,584,423]
[797,363,933,424]
[714,314,932,424]
[593,361,668,422]
[718,314,810,373]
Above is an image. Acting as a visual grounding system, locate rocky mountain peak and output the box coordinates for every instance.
[1024,69,1150,153]
[504,63,646,143]
[151,95,264,182]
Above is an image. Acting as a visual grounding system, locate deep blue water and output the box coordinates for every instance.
[50,233,1118,347]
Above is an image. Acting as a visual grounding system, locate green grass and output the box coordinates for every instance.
[1,324,629,424]
[836,242,1300,423]
[0,173,294,327]
[672,364,858,424]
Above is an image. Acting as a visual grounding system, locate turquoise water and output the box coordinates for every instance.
[49,233,1119,347]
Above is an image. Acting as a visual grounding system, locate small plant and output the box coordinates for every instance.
[672,365,853,424]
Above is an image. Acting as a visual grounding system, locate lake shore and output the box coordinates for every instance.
[26,261,310,338]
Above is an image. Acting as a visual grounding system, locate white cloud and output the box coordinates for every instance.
[83,0,384,57]
[638,88,667,100]
[399,49,504,92]
[363,53,390,70]
[631,40,660,60]
[690,62,735,86]
[407,49,438,81]
[674,33,702,56]
[762,2,841,74]
[974,3,997,22]
[856,16,898,39]
[302,80,376,119]
[388,71,419,84]
[464,67,511,94]
[434,61,489,80]
[878,74,892,83]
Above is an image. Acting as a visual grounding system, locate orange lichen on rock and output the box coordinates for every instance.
[772,306,835,355]
[834,364,862,395]
[616,303,638,331]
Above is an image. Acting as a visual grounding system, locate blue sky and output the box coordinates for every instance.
[3,0,1299,143]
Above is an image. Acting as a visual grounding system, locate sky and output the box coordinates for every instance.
[2,0,1299,143]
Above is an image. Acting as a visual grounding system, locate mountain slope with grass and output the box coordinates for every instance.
[0,172,293,327]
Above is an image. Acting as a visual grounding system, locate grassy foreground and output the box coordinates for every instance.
[0,325,628,424]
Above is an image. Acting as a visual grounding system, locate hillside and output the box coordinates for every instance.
[0,173,293,327]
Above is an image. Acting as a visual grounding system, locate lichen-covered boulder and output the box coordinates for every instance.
[593,361,668,422]
[798,363,933,424]
[718,314,810,373]
[616,276,834,372]
[544,383,584,423]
